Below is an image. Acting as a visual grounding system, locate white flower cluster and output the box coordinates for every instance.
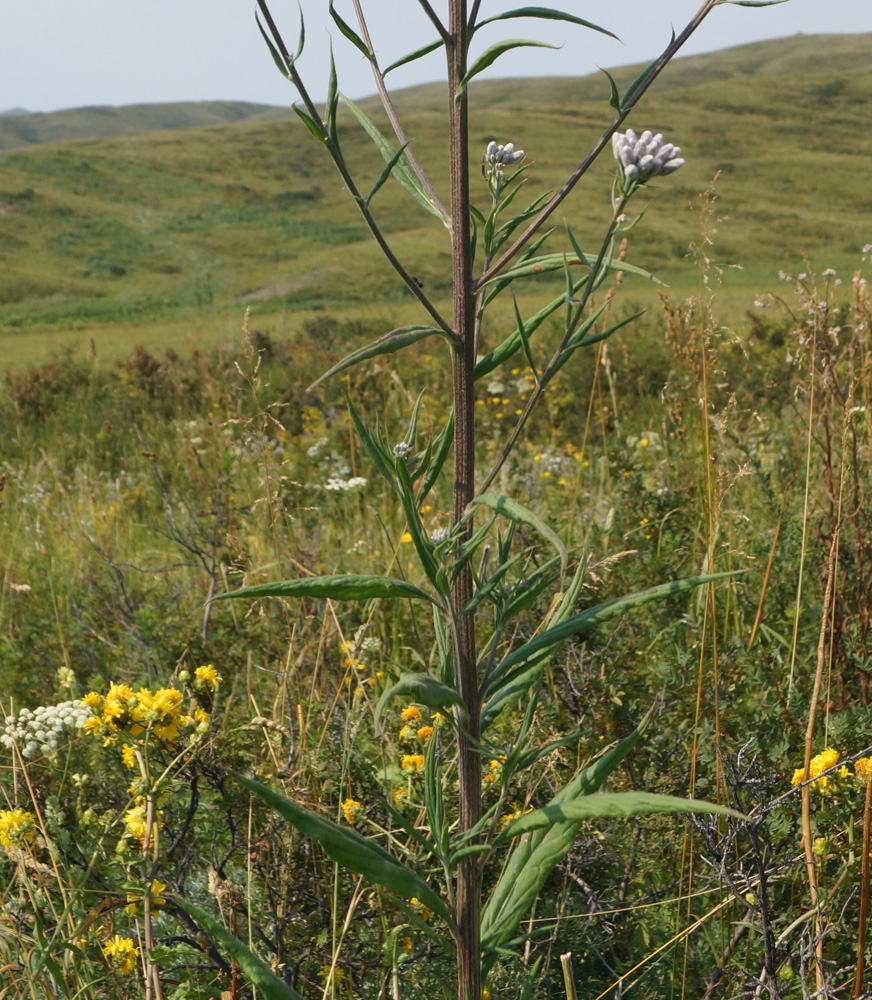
[484,140,525,170]
[431,528,450,545]
[612,129,684,190]
[2,700,91,759]
[323,475,367,492]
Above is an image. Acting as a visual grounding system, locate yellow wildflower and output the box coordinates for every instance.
[317,966,346,981]
[82,692,103,709]
[121,744,137,769]
[856,757,872,781]
[483,990,491,1000]
[125,879,167,914]
[417,726,434,743]
[401,705,422,723]
[398,724,417,742]
[102,935,138,975]
[791,748,841,792]
[403,936,413,954]
[194,664,222,690]
[409,897,430,921]
[123,805,149,843]
[394,787,407,807]
[0,808,36,849]
[401,532,413,543]
[401,754,425,775]
[342,798,363,825]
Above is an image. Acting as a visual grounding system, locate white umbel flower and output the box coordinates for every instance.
[612,129,684,192]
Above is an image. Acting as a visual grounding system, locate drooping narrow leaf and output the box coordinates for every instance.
[329,1,372,57]
[177,898,306,1000]
[459,40,555,93]
[418,412,453,505]
[215,574,436,605]
[475,8,616,40]
[293,104,325,143]
[307,326,444,391]
[326,44,340,151]
[488,570,743,696]
[512,296,539,381]
[346,395,398,491]
[236,774,456,931]
[342,95,445,221]
[375,672,465,723]
[496,792,743,842]
[366,141,413,207]
[601,67,620,110]
[256,12,290,77]
[481,711,654,971]
[470,494,566,577]
[383,38,444,76]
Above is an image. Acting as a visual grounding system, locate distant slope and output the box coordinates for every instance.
[0,101,279,151]
[1,32,871,352]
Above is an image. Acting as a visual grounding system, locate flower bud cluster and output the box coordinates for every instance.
[2,701,91,758]
[612,129,684,191]
[484,140,525,171]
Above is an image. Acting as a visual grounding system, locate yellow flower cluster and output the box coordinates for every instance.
[342,798,363,825]
[82,680,210,752]
[409,897,430,921]
[124,878,167,915]
[790,748,856,793]
[484,759,503,785]
[401,754,425,775]
[0,807,36,849]
[102,935,139,975]
[400,705,422,723]
[194,664,222,691]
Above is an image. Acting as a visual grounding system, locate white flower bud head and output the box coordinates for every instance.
[612,128,685,190]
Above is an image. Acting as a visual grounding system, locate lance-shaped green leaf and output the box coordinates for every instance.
[487,570,742,696]
[481,711,653,970]
[475,8,616,40]
[396,458,442,592]
[215,574,437,605]
[459,40,555,93]
[307,325,445,391]
[496,792,743,843]
[342,95,445,222]
[293,104,325,143]
[345,395,397,492]
[480,252,657,287]
[383,38,444,76]
[418,412,453,505]
[329,1,371,58]
[325,45,340,152]
[366,141,413,208]
[256,12,291,77]
[375,672,466,724]
[470,494,566,577]
[602,67,620,111]
[235,774,456,932]
[176,898,306,1000]
[550,311,644,378]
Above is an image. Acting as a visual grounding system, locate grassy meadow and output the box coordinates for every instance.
[1,30,872,1000]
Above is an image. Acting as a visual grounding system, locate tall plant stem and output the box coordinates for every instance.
[447,2,481,998]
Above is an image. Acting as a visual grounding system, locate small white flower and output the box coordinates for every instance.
[431,528,449,545]
[822,268,837,278]
[393,442,411,457]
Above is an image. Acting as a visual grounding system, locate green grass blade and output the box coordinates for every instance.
[215,574,437,604]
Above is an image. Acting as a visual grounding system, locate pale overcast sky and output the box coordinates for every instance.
[2,1,870,113]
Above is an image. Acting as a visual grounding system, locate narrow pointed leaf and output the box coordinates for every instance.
[496,792,743,843]
[383,38,444,75]
[366,141,413,207]
[215,574,436,605]
[396,457,442,590]
[470,494,566,577]
[512,296,538,381]
[376,672,465,722]
[326,45,340,150]
[476,8,616,40]
[459,40,555,92]
[550,311,643,377]
[329,2,372,57]
[177,898,306,1000]
[601,67,620,110]
[346,395,397,491]
[481,252,657,287]
[488,570,743,695]
[342,95,445,222]
[256,12,291,77]
[307,325,444,391]
[418,412,453,505]
[621,54,659,109]
[235,774,455,931]
[293,104,325,143]
[481,712,653,967]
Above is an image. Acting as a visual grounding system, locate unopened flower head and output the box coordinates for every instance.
[612,129,684,194]
[393,441,411,458]
[483,140,525,194]
[431,527,449,545]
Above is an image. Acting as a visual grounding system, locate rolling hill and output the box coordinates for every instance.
[1,32,870,369]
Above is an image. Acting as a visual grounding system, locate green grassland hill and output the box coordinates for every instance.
[1,32,870,369]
